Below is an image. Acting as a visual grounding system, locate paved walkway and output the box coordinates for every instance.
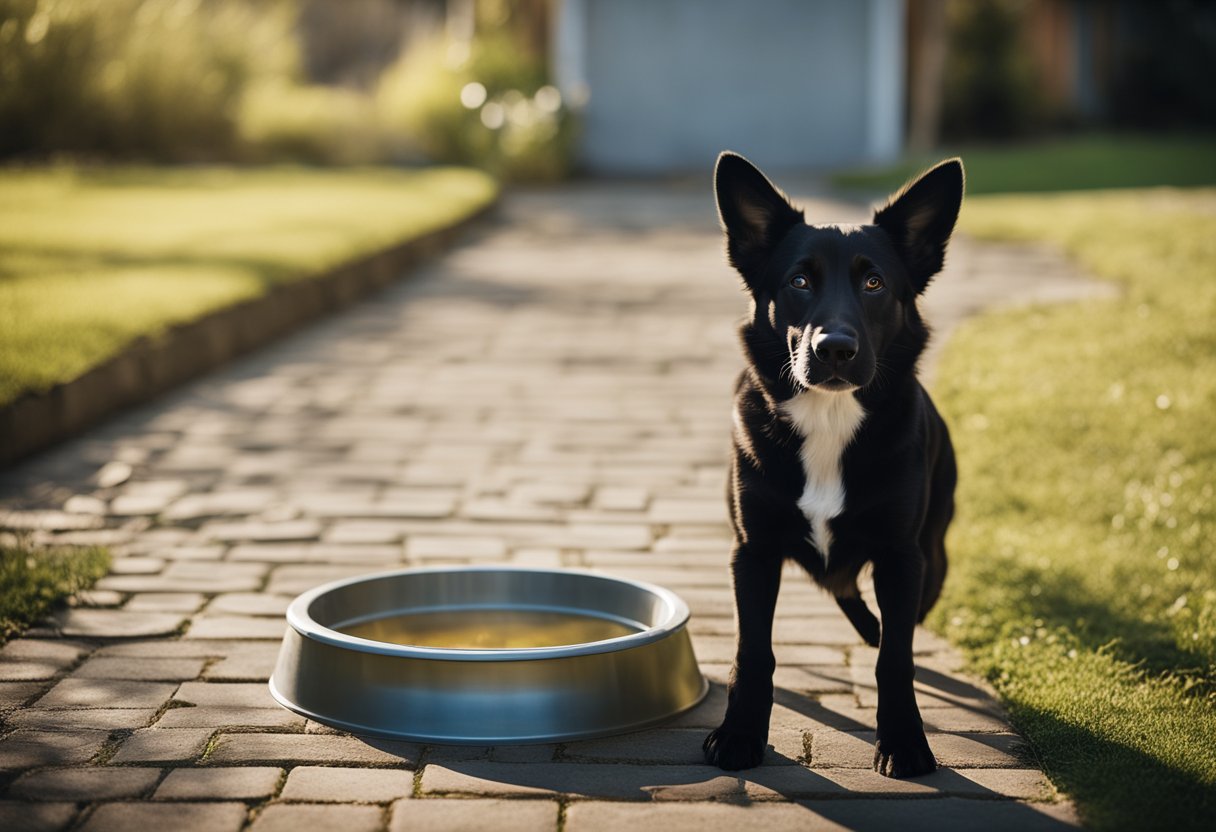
[0,181,1102,831]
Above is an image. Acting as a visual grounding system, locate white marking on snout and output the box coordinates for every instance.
[780,388,866,561]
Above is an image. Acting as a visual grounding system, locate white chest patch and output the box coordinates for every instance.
[780,389,866,560]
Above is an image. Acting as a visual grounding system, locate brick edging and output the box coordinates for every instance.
[0,199,499,467]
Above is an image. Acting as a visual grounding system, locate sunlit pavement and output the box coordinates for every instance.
[0,180,1098,831]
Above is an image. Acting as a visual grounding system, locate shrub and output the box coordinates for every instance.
[940,0,1042,140]
[376,31,575,181]
[0,0,298,161]
[238,82,381,165]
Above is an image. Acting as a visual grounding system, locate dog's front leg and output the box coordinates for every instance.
[703,543,782,770]
[872,549,937,778]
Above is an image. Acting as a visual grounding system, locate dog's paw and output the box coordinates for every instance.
[872,732,937,778]
[703,726,766,771]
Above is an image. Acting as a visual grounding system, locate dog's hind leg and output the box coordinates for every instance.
[836,591,881,647]
[917,425,956,621]
[872,548,937,778]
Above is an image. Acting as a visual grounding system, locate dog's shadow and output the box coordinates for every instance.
[362,680,1078,830]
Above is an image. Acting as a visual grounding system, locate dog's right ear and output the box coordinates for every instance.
[715,152,803,284]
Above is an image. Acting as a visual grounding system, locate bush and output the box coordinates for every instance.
[940,0,1042,140]
[376,31,575,181]
[239,82,381,165]
[0,0,574,179]
[0,0,298,161]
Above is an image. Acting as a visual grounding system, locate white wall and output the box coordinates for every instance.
[553,0,906,174]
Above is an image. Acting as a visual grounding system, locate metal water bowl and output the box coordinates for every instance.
[269,566,707,744]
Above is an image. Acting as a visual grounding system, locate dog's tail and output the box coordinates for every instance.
[835,594,880,647]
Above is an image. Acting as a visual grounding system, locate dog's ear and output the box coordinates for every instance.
[715,152,803,284]
[873,158,964,293]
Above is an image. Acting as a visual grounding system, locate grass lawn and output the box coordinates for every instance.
[833,133,1216,194]
[0,165,497,406]
[0,545,110,644]
[929,188,1216,830]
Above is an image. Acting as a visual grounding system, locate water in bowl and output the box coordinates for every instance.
[338,607,642,650]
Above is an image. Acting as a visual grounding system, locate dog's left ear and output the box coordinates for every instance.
[873,158,964,293]
[715,152,804,284]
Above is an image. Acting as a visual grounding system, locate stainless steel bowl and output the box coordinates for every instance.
[269,566,707,744]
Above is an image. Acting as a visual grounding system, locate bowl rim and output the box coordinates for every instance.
[285,565,693,662]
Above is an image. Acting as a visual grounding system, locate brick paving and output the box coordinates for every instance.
[0,180,1107,830]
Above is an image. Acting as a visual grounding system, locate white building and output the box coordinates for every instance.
[552,0,906,174]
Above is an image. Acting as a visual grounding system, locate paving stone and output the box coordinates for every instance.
[0,681,47,710]
[228,544,313,563]
[0,510,104,531]
[0,801,78,832]
[741,765,1054,801]
[307,544,405,564]
[922,707,1013,733]
[73,589,126,607]
[250,803,383,832]
[204,645,281,682]
[72,657,207,681]
[156,705,303,730]
[202,519,321,543]
[424,762,759,800]
[109,494,173,516]
[0,729,110,771]
[509,547,564,567]
[80,801,247,832]
[94,640,233,658]
[163,490,276,521]
[487,744,557,763]
[10,767,161,801]
[264,565,371,595]
[108,728,214,763]
[50,609,186,639]
[108,556,166,574]
[36,678,177,709]
[593,486,650,511]
[0,639,92,679]
[280,765,413,802]
[98,568,262,595]
[155,766,283,800]
[389,798,559,832]
[323,521,408,544]
[156,545,225,562]
[8,707,158,731]
[405,536,507,560]
[808,730,1025,769]
[423,744,491,763]
[694,638,845,665]
[175,682,279,708]
[205,594,294,616]
[565,800,1078,832]
[648,498,728,525]
[563,727,801,766]
[566,801,827,831]
[65,494,108,514]
[124,593,207,613]
[185,616,287,640]
[369,489,459,518]
[206,733,419,766]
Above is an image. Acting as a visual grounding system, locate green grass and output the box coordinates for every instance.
[833,134,1216,195]
[930,188,1216,830]
[0,165,498,405]
[0,545,111,644]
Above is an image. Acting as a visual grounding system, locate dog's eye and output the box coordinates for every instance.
[863,274,885,292]
[789,275,809,290]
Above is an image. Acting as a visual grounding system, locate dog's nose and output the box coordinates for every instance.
[811,330,858,364]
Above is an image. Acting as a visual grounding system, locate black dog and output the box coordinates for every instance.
[702,153,962,778]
